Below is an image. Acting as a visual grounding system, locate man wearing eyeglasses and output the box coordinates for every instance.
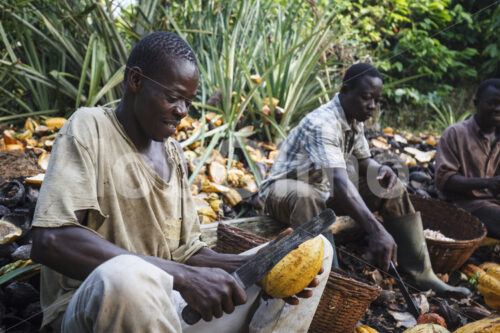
[30,32,331,333]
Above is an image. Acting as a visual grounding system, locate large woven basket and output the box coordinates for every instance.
[411,195,487,274]
[308,270,380,333]
[215,222,381,333]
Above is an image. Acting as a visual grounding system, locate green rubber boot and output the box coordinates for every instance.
[384,212,470,297]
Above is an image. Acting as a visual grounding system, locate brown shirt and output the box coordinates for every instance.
[32,107,206,329]
[435,116,500,212]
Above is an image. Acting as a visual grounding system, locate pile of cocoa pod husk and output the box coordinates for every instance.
[0,117,66,332]
[0,178,41,332]
[0,116,499,332]
[336,234,499,332]
[366,127,440,199]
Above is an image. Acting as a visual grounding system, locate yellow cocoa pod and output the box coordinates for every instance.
[354,324,379,333]
[453,316,500,333]
[261,236,324,299]
[403,324,450,333]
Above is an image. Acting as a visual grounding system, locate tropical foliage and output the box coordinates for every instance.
[332,0,500,128]
[1,0,499,179]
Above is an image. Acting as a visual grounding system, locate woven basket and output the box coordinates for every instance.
[214,222,268,254]
[215,222,381,333]
[308,270,381,333]
[411,195,487,274]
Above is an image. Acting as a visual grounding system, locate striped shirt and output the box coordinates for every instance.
[259,93,371,201]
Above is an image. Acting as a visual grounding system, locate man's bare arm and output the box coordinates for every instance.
[30,212,247,322]
[185,247,250,273]
[327,167,397,271]
[445,174,500,196]
[359,157,397,190]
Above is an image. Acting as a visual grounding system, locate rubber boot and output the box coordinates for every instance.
[384,212,470,297]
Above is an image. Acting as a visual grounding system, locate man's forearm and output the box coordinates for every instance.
[358,157,380,177]
[185,247,251,273]
[31,226,192,291]
[329,168,384,234]
[444,175,490,195]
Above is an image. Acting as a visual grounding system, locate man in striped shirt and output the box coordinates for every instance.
[259,63,469,296]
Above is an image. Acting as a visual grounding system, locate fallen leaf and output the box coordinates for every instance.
[388,310,417,328]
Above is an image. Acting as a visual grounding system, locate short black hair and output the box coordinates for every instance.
[124,31,197,82]
[342,63,382,89]
[475,78,500,101]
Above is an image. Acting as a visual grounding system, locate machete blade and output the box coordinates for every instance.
[233,208,336,289]
[182,208,336,325]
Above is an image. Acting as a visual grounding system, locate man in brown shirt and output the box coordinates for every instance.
[435,79,500,238]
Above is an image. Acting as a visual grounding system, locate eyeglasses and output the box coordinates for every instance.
[140,71,195,109]
[163,89,193,109]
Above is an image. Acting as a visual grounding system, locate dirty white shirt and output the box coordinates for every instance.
[32,107,205,329]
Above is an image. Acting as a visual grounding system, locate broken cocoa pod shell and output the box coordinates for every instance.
[239,174,258,193]
[44,117,66,131]
[11,244,32,261]
[0,219,22,245]
[2,212,30,229]
[227,168,244,187]
[24,118,39,132]
[437,300,462,331]
[208,161,227,185]
[426,185,438,198]
[200,180,229,193]
[0,205,10,218]
[460,306,491,321]
[37,151,50,171]
[415,189,431,198]
[222,188,243,206]
[2,212,32,245]
[22,302,42,327]
[410,171,432,183]
[370,148,386,156]
[34,125,50,136]
[0,243,16,265]
[0,179,25,207]
[197,206,217,223]
[410,179,425,190]
[25,186,39,205]
[4,281,39,309]
[374,289,396,305]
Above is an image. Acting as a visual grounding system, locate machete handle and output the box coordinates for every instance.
[181,305,202,325]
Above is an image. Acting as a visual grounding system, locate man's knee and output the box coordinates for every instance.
[92,255,173,300]
[270,180,321,201]
[266,180,326,226]
[63,255,180,332]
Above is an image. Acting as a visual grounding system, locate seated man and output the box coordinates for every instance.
[435,79,500,239]
[259,63,469,296]
[30,32,332,333]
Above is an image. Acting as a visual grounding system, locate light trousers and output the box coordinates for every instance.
[264,177,415,229]
[60,238,332,333]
